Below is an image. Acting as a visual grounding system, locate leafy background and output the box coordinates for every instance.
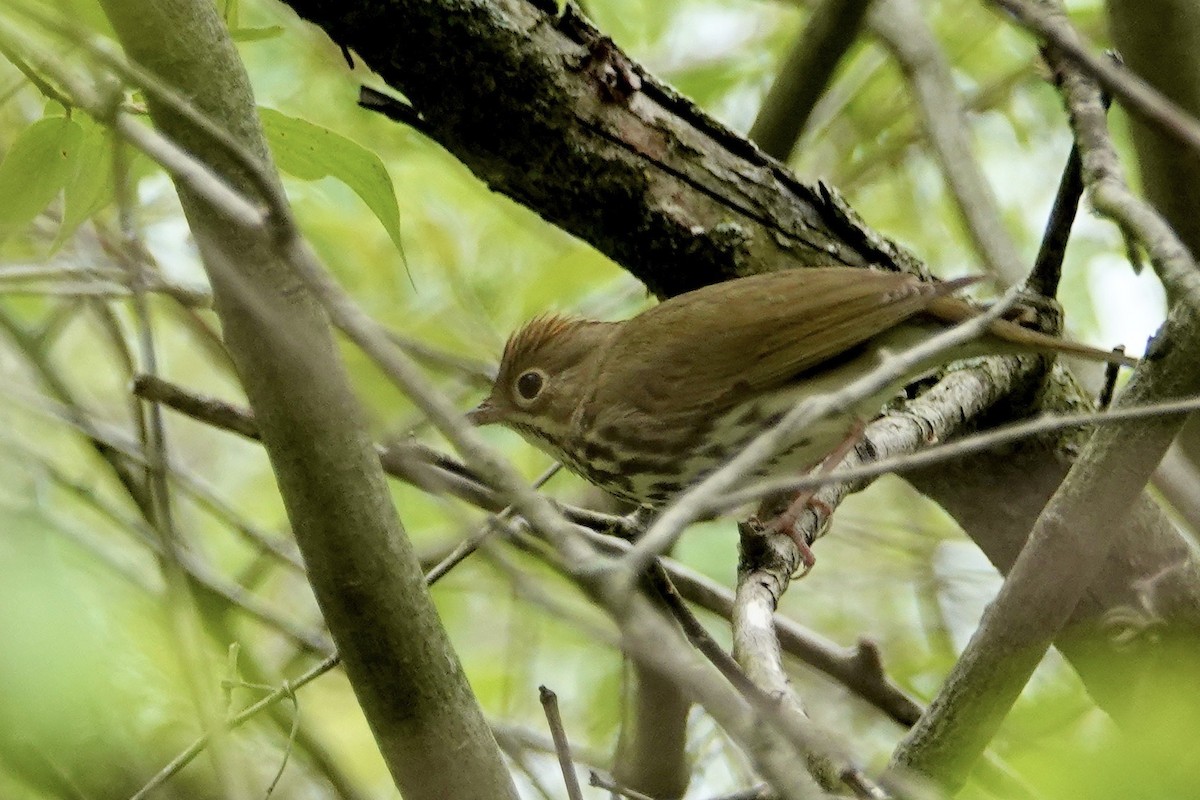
[0,0,1179,797]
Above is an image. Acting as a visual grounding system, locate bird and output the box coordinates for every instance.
[468,267,1134,565]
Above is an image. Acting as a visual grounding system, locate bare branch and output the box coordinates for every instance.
[733,522,839,789]
[130,656,340,800]
[986,0,1200,158]
[871,0,1028,284]
[891,1,1200,787]
[539,687,586,800]
[589,771,660,800]
[709,394,1200,513]
[749,0,875,161]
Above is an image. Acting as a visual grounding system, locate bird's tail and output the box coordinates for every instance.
[927,288,1138,367]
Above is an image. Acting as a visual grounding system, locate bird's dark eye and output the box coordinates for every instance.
[515,369,545,401]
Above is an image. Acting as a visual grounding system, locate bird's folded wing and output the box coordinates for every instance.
[600,268,973,415]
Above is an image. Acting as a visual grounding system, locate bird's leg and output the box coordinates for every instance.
[761,419,866,575]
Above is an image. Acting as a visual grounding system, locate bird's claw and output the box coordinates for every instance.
[755,511,817,578]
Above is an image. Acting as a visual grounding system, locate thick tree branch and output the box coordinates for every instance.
[91,2,521,797]
[612,660,692,799]
[299,0,925,299]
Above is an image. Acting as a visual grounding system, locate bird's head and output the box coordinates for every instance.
[468,315,615,451]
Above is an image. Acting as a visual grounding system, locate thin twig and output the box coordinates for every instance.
[987,0,1200,157]
[660,549,923,726]
[385,327,497,386]
[1097,347,1124,411]
[1028,142,1084,297]
[645,564,759,697]
[708,394,1200,512]
[423,463,561,584]
[0,28,73,108]
[588,771,658,800]
[0,271,211,305]
[262,688,299,799]
[133,374,261,438]
[0,264,125,281]
[538,687,585,800]
[358,86,432,136]
[129,660,338,800]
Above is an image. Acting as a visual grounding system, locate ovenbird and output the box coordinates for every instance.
[469,267,1133,518]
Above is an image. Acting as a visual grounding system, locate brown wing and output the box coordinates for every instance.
[589,268,973,420]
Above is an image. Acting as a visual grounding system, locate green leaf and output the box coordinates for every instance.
[0,116,84,235]
[259,107,406,258]
[56,117,114,247]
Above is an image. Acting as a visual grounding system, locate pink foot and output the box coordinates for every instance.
[761,504,818,577]
[756,420,867,577]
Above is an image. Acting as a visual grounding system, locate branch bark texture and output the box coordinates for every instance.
[294,0,924,299]
[97,2,519,797]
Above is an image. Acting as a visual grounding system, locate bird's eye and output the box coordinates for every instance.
[515,369,546,401]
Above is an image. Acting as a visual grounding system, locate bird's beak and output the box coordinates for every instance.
[466,398,501,426]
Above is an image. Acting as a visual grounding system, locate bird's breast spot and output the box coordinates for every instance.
[735,405,764,426]
[582,440,617,462]
[619,457,681,476]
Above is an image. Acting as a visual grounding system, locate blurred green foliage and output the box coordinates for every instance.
[0,0,1181,797]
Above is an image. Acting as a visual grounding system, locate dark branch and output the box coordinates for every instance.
[279,0,924,298]
[748,0,875,161]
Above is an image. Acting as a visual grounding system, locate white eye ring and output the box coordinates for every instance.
[514,369,547,404]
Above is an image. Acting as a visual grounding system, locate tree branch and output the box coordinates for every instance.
[891,0,1200,788]
[283,0,925,299]
[89,1,522,796]
[870,0,1029,284]
[748,0,875,161]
